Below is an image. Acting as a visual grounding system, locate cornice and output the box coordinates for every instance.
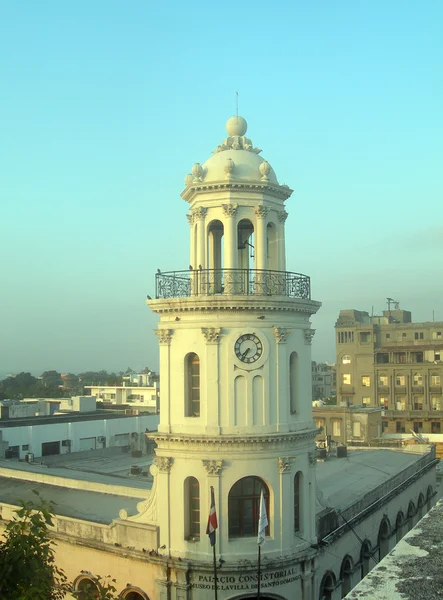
[181,181,292,203]
[147,296,321,316]
[149,430,319,452]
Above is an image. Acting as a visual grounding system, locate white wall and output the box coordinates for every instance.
[0,414,160,459]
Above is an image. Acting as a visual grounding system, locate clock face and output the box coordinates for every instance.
[235,334,263,364]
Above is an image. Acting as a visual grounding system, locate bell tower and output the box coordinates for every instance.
[147,116,321,597]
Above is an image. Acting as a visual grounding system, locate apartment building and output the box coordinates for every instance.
[335,306,443,435]
[312,361,336,400]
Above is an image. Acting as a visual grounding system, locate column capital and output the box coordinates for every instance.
[222,203,238,217]
[192,206,208,221]
[277,210,288,222]
[202,459,224,475]
[201,327,222,344]
[155,329,174,345]
[255,205,270,219]
[274,327,290,343]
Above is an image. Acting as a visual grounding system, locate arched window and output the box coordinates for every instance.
[378,518,390,560]
[184,476,200,540]
[290,352,298,414]
[417,493,425,519]
[185,353,200,417]
[207,220,224,294]
[228,477,269,538]
[427,485,434,511]
[120,588,150,600]
[319,571,336,600]
[294,471,302,532]
[407,501,416,531]
[341,355,351,364]
[74,575,100,600]
[413,372,423,386]
[360,540,372,577]
[237,219,255,272]
[395,511,405,543]
[340,556,353,597]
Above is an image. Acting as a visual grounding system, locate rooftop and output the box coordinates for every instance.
[346,499,443,600]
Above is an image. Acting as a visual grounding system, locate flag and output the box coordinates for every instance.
[257,489,268,546]
[206,486,218,546]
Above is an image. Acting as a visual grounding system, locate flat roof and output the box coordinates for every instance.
[0,411,158,428]
[0,476,144,524]
[316,449,429,512]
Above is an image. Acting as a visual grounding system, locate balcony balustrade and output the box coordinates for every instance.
[378,385,390,393]
[430,385,442,394]
[154,268,311,300]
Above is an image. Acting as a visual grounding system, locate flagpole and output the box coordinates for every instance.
[257,544,261,599]
[213,543,218,600]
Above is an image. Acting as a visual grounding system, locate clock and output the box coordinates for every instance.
[235,334,263,364]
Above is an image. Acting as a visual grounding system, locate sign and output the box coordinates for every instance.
[193,567,300,592]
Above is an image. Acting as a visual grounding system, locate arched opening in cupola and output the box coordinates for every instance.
[207,219,224,293]
[237,219,255,271]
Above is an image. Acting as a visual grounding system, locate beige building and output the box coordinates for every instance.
[335,306,443,435]
[313,405,382,446]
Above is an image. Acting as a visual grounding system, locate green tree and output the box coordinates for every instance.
[0,493,69,600]
[0,494,119,600]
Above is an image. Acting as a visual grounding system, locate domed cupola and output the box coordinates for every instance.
[182,116,290,199]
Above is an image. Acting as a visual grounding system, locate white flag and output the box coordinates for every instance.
[257,489,268,546]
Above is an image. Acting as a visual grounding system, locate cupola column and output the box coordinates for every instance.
[278,211,288,272]
[194,207,207,269]
[222,205,238,270]
[254,206,269,271]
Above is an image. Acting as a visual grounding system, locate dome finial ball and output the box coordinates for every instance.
[226,115,247,137]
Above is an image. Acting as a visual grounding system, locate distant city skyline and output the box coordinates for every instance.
[1,1,442,375]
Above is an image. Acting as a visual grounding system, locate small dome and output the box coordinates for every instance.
[226,115,248,136]
[202,149,278,185]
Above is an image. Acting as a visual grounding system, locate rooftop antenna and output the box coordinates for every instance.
[236,91,239,117]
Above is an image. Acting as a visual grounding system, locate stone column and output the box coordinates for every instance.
[278,456,294,550]
[222,204,238,293]
[274,327,290,430]
[201,328,222,434]
[254,205,269,271]
[155,329,173,433]
[277,210,288,272]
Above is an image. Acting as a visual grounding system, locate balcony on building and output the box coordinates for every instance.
[154,268,311,300]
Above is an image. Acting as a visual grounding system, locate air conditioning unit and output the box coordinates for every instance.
[97,436,105,443]
[61,439,72,447]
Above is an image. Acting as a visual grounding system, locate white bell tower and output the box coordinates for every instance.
[147,116,321,599]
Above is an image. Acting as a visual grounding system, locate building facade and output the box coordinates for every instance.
[335,308,443,435]
[312,362,336,400]
[313,406,382,446]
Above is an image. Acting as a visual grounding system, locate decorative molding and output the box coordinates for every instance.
[155,329,173,345]
[151,429,319,453]
[308,452,317,467]
[278,457,293,473]
[304,329,316,344]
[186,213,193,226]
[255,205,270,219]
[191,206,208,221]
[191,162,203,182]
[181,181,293,204]
[213,135,261,155]
[201,327,222,344]
[224,158,235,180]
[120,463,159,523]
[155,457,173,473]
[274,327,290,343]
[259,160,271,182]
[277,210,289,223]
[222,203,238,217]
[202,459,224,475]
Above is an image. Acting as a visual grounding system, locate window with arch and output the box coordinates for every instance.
[289,351,298,414]
[413,373,423,386]
[184,476,200,540]
[341,354,351,364]
[228,476,269,538]
[120,588,150,600]
[378,518,390,560]
[427,485,434,511]
[360,540,372,577]
[185,353,200,417]
[395,511,405,543]
[319,571,336,600]
[294,471,301,532]
[74,575,100,600]
[237,219,255,271]
[417,492,425,519]
[407,501,416,531]
[340,556,353,597]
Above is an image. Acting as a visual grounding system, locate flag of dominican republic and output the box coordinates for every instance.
[206,486,218,546]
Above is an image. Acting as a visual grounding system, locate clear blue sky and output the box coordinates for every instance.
[1,1,442,376]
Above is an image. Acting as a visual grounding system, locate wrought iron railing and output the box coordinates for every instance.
[154,268,310,300]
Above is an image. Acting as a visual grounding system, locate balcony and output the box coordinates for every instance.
[154,268,311,300]
[412,385,424,393]
[339,386,355,394]
[430,385,442,394]
[394,386,407,394]
[378,385,390,393]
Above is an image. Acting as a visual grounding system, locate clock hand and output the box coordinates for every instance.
[242,347,251,359]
